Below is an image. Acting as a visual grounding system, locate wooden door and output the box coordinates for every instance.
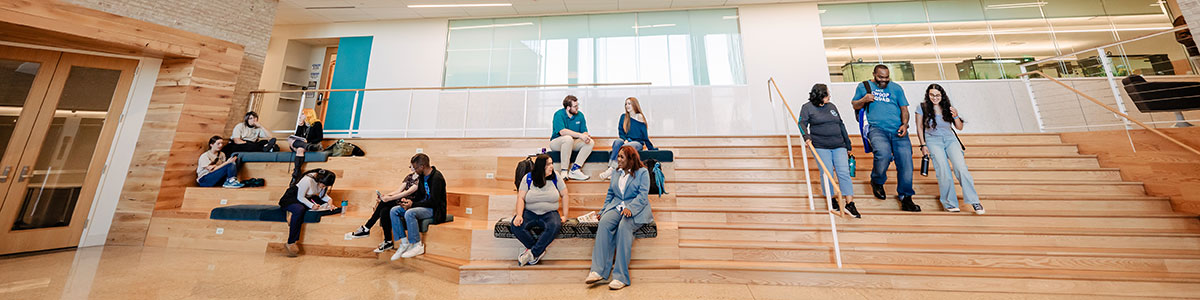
[0,51,137,254]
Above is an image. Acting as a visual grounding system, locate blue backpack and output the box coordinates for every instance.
[855,81,874,153]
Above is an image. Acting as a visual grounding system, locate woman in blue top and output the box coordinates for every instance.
[586,146,652,290]
[600,97,655,180]
[915,84,985,215]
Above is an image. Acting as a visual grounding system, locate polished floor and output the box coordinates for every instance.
[0,245,1174,300]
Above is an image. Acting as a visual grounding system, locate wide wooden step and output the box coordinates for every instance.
[668,179,1145,196]
[672,193,1174,212]
[674,167,1125,181]
[678,239,1200,274]
[676,222,1200,250]
[667,143,1082,156]
[652,134,1063,147]
[676,155,1100,169]
[457,259,682,284]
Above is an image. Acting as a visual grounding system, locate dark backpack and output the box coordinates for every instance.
[513,156,535,189]
[644,159,666,196]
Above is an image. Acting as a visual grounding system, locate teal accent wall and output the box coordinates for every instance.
[325,36,373,132]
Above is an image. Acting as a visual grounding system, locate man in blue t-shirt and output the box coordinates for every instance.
[852,65,920,212]
[549,95,594,181]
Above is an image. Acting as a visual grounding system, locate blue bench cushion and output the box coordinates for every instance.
[210,204,324,223]
[234,152,328,163]
[417,214,455,233]
[493,219,657,239]
[548,150,673,164]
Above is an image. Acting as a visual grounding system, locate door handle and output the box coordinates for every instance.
[17,166,30,182]
[0,166,9,183]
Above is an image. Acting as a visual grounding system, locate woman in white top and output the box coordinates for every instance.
[277,169,338,257]
[224,111,278,156]
[585,146,652,290]
[511,154,570,266]
[196,136,242,188]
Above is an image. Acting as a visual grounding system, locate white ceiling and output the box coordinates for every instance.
[274,0,822,25]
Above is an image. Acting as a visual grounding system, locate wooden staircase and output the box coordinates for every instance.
[143,134,1200,297]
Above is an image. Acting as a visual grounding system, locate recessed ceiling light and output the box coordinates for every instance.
[305,6,355,10]
[408,3,512,8]
[985,1,1047,10]
[450,22,533,30]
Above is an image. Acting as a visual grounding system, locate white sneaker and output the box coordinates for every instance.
[568,168,590,181]
[400,242,424,258]
[946,207,960,213]
[517,249,533,266]
[972,203,986,215]
[390,249,404,261]
[584,272,604,284]
[608,279,626,290]
[529,250,547,265]
[599,167,615,180]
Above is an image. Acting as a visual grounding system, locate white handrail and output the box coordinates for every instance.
[767,78,844,268]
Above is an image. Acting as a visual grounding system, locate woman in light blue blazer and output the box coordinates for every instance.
[585,145,653,290]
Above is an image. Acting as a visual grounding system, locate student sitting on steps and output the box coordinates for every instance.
[586,146,653,290]
[511,154,570,266]
[600,97,656,180]
[224,111,278,156]
[549,95,594,181]
[389,153,448,260]
[345,168,422,254]
[196,136,243,188]
[279,169,338,257]
[288,108,324,182]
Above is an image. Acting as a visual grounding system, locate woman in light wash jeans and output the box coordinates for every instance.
[797,84,859,218]
[915,84,985,214]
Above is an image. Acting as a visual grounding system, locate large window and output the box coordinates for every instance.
[819,0,1189,82]
[443,9,745,87]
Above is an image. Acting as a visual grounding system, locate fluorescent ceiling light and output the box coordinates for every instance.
[450,22,533,30]
[985,1,1047,10]
[722,16,738,20]
[408,3,512,8]
[823,26,1173,40]
[634,24,676,29]
[306,6,355,10]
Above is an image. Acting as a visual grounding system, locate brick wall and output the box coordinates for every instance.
[62,0,277,133]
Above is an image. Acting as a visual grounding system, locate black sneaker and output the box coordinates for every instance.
[830,199,840,212]
[845,202,861,218]
[871,183,886,200]
[373,240,394,253]
[346,226,370,239]
[899,195,921,212]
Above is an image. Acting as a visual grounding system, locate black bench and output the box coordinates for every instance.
[1122,75,1200,112]
[548,150,674,164]
[493,219,657,239]
[233,152,329,163]
[210,204,454,232]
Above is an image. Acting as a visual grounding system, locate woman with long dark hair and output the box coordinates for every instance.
[510,154,570,266]
[278,169,338,257]
[916,84,984,214]
[798,84,859,218]
[600,97,655,180]
[585,146,652,290]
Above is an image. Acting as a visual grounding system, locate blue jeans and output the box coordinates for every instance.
[197,164,237,187]
[814,148,853,197]
[510,210,561,257]
[609,140,643,168]
[926,134,980,209]
[867,127,915,196]
[389,206,433,244]
[590,209,638,285]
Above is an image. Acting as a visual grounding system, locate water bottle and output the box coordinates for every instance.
[920,155,930,177]
[848,155,857,177]
[341,200,348,215]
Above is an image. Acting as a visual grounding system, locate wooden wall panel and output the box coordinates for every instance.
[1060,127,1200,214]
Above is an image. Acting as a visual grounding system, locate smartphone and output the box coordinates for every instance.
[376,190,382,199]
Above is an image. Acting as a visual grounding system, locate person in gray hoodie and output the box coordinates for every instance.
[798,83,860,218]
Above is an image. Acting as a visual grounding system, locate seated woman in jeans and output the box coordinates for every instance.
[511,154,570,266]
[798,84,859,218]
[599,97,655,180]
[278,169,338,257]
[585,146,652,290]
[196,136,242,188]
[916,84,985,215]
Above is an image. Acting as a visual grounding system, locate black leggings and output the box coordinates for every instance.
[365,200,398,241]
[223,139,276,157]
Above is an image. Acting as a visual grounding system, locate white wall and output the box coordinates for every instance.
[80,57,161,247]
[259,3,1038,137]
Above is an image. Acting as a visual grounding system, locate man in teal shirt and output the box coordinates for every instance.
[550,95,594,180]
[852,65,919,212]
